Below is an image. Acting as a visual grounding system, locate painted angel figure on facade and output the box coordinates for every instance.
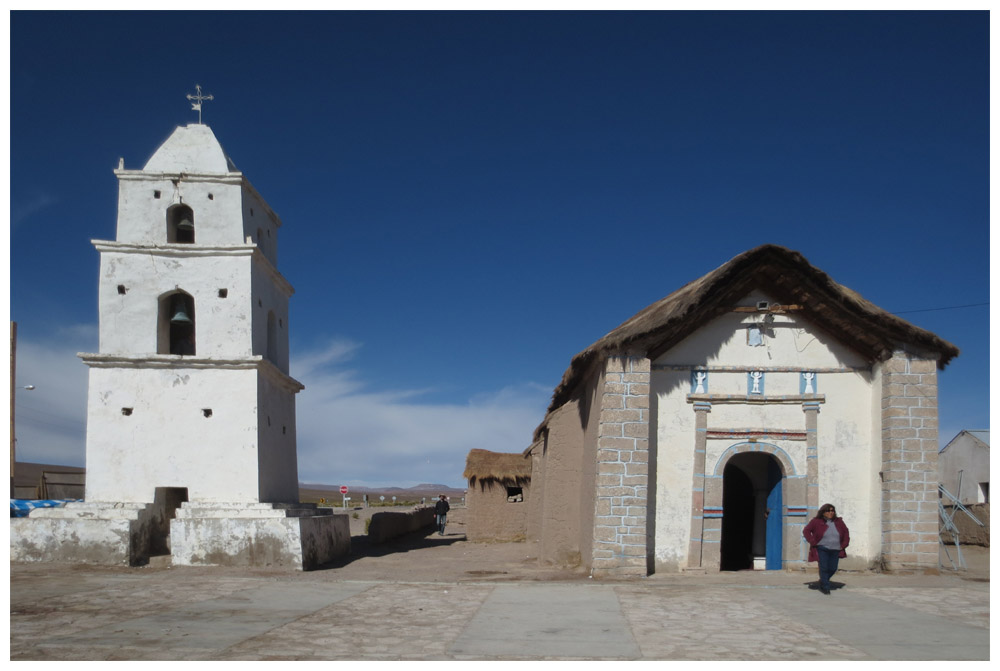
[694,371,707,394]
[803,372,816,394]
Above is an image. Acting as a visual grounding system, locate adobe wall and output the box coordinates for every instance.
[367,507,435,544]
[577,371,601,570]
[537,399,586,566]
[941,503,990,547]
[466,480,530,541]
[526,445,544,542]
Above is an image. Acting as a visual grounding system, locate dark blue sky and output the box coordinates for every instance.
[10,11,989,486]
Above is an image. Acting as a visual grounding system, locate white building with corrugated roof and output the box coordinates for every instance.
[939,430,990,504]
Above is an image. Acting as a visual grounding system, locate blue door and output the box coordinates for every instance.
[765,458,783,570]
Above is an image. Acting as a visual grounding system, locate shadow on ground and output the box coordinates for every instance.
[316,528,465,570]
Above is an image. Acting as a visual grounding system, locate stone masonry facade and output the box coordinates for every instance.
[880,350,941,570]
[591,355,650,578]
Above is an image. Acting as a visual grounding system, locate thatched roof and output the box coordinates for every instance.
[539,244,959,433]
[463,449,532,486]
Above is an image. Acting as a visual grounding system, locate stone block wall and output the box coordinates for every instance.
[880,351,941,569]
[591,355,650,578]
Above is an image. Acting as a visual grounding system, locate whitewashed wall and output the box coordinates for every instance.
[257,370,300,502]
[115,177,245,245]
[83,366,262,502]
[96,249,254,357]
[652,291,878,570]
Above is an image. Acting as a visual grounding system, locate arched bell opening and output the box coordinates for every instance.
[720,452,784,571]
[167,204,195,244]
[158,291,196,355]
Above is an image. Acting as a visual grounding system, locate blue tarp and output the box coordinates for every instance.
[10,499,81,517]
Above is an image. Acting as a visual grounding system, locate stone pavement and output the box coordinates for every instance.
[10,557,989,660]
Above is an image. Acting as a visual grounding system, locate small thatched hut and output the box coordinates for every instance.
[463,448,532,541]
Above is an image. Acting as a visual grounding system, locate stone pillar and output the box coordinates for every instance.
[803,402,821,514]
[686,402,711,569]
[591,355,650,578]
[880,351,941,570]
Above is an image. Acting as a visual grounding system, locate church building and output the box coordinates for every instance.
[524,245,958,577]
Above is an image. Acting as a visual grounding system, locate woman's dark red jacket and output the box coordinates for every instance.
[802,517,850,562]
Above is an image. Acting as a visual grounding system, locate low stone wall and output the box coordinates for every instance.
[941,503,990,547]
[367,507,435,544]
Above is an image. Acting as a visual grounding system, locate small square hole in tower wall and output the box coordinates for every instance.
[218,289,228,298]
[208,193,214,200]
[154,191,161,199]
[202,409,213,418]
[122,408,133,416]
[117,285,127,295]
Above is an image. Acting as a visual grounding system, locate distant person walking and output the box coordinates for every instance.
[434,495,450,536]
[802,503,850,595]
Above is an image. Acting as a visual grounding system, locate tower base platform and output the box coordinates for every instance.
[170,502,350,570]
[10,501,350,571]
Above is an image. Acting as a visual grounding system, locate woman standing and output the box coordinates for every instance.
[802,503,850,595]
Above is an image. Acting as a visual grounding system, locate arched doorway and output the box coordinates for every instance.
[720,452,783,571]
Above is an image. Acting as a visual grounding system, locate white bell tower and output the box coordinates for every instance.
[81,122,301,504]
[12,92,349,569]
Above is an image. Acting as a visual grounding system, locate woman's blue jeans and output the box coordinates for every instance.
[817,547,841,589]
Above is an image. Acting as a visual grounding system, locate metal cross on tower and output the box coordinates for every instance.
[186,85,214,124]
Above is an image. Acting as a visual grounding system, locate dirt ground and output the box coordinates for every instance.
[313,505,589,582]
[273,506,990,585]
[17,505,986,585]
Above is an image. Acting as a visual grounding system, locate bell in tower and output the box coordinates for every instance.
[167,204,195,244]
[167,294,195,355]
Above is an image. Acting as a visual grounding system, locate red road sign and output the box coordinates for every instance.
[339,485,349,494]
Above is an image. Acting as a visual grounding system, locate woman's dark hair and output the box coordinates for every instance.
[815,503,838,520]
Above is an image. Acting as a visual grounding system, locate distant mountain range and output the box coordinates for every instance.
[298,482,466,495]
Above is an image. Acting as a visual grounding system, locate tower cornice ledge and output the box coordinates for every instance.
[77,353,305,393]
[115,169,243,183]
[90,240,294,296]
